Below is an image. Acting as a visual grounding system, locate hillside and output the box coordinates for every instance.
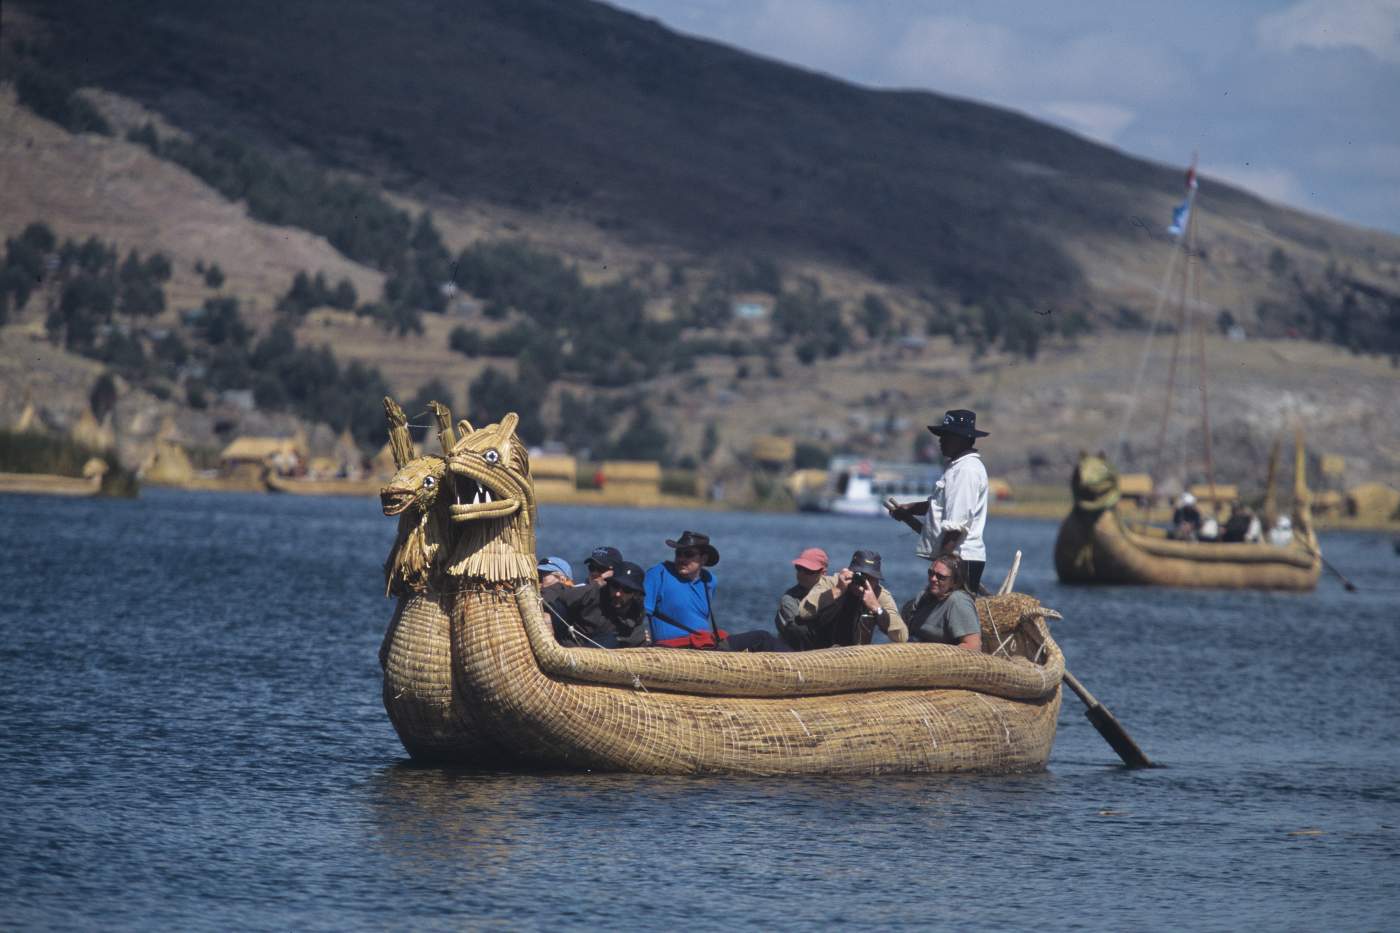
[2,0,1399,500]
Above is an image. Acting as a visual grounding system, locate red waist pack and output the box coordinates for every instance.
[656,629,728,650]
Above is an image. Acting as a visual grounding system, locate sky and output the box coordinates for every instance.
[606,0,1400,235]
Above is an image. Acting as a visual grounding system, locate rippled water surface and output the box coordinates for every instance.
[3,489,1398,930]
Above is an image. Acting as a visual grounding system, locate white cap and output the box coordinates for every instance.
[1180,492,1196,506]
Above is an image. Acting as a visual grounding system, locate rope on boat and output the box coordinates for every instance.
[540,595,651,693]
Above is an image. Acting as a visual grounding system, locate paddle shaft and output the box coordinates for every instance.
[1061,669,1155,769]
[1021,624,1155,769]
[1300,541,1357,592]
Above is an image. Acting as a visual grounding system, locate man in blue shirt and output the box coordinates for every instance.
[644,530,786,651]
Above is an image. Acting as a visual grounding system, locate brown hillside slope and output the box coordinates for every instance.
[29,0,1400,326]
[0,88,383,314]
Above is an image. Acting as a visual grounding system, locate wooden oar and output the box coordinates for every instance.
[1022,617,1155,770]
[1061,669,1156,769]
[1309,546,1358,592]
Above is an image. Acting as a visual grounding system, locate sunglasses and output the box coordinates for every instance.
[795,566,822,574]
[606,581,638,595]
[675,548,703,559]
[930,570,953,582]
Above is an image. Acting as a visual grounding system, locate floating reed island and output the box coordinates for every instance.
[375,397,1066,776]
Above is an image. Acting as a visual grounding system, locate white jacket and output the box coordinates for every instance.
[917,451,988,562]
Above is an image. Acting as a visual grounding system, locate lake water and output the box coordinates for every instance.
[2,489,1398,930]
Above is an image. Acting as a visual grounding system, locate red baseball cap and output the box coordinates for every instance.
[792,547,829,571]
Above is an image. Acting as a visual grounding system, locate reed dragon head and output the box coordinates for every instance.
[1071,451,1121,512]
[443,412,538,586]
[380,456,448,517]
[379,396,457,595]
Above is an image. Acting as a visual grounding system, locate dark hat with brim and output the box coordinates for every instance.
[848,548,884,581]
[607,560,646,593]
[928,408,989,439]
[665,530,719,566]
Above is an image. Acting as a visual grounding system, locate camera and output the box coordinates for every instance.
[848,572,880,597]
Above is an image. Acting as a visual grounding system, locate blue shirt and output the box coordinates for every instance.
[644,561,716,641]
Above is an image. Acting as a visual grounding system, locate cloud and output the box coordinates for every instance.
[1041,101,1137,144]
[1257,0,1400,64]
[886,16,1020,97]
[1208,162,1309,209]
[725,0,881,77]
[1311,143,1400,177]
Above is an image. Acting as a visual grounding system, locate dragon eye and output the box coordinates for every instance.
[423,476,435,488]
[483,449,500,464]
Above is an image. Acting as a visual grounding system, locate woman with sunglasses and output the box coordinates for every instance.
[900,554,982,651]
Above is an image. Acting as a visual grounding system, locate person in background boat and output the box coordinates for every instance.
[1268,515,1294,548]
[584,545,623,586]
[793,549,908,649]
[1221,501,1262,543]
[902,553,982,651]
[644,530,788,652]
[1198,514,1220,542]
[550,561,651,648]
[887,409,990,592]
[1170,492,1203,540]
[774,547,828,650]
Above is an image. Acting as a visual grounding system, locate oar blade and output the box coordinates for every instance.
[1083,703,1155,769]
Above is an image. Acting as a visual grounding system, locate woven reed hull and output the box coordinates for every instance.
[265,473,380,497]
[380,592,515,764]
[1054,508,1321,590]
[445,587,1062,776]
[0,471,102,497]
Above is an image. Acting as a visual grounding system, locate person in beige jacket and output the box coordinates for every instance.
[793,549,908,649]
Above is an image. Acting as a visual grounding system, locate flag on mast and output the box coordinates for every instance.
[1167,154,1199,236]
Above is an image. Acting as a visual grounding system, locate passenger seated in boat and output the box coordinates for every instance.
[538,556,576,630]
[1198,515,1220,542]
[901,554,982,652]
[793,550,908,649]
[584,545,623,586]
[644,530,788,652]
[549,561,651,648]
[538,555,575,589]
[1170,492,1203,540]
[1268,515,1294,547]
[774,547,828,650]
[1220,502,1262,543]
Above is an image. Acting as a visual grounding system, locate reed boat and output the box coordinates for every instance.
[376,398,1064,775]
[0,457,108,497]
[1054,448,1320,591]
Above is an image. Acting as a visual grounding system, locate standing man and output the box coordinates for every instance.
[888,409,990,592]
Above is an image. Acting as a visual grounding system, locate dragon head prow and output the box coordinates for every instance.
[443,412,538,584]
[446,412,534,523]
[1071,451,1121,512]
[380,455,448,516]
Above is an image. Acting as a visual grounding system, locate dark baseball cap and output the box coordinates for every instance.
[586,545,623,570]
